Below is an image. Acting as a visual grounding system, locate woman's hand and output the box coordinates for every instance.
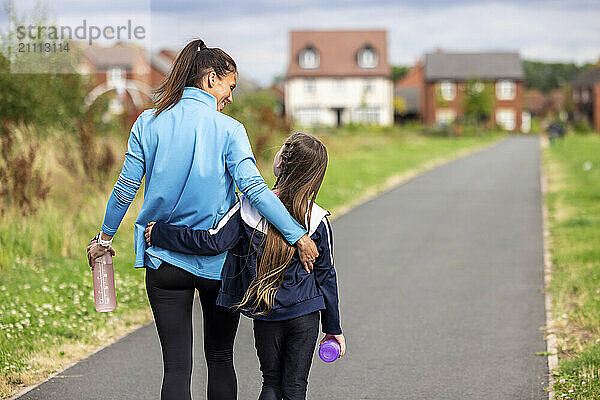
[321,333,346,358]
[296,234,319,273]
[145,222,156,246]
[87,243,116,270]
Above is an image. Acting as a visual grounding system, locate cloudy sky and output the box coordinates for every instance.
[2,0,600,85]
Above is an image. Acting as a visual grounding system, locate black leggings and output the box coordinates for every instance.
[253,312,320,400]
[145,262,240,400]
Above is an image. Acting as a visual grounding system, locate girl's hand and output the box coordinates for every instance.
[145,222,156,246]
[321,334,346,358]
[296,234,319,273]
[87,243,116,270]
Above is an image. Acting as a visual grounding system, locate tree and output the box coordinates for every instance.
[523,60,589,93]
[224,90,291,158]
[462,79,493,126]
[391,66,409,83]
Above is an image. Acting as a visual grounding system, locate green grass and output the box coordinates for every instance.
[543,134,600,399]
[259,128,502,211]
[0,125,501,398]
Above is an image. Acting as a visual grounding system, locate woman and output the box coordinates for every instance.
[86,39,318,400]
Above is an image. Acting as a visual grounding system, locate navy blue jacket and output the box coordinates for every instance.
[150,193,342,335]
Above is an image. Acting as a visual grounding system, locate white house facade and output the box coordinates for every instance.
[285,30,393,127]
[285,77,393,126]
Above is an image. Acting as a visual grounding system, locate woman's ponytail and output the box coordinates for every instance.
[153,39,236,117]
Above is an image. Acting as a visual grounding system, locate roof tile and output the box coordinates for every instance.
[287,30,390,78]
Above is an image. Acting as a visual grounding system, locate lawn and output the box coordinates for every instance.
[0,126,501,398]
[543,133,600,399]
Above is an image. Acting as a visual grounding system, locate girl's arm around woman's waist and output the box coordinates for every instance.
[149,202,243,256]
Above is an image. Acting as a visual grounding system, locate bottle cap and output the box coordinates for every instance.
[319,339,340,363]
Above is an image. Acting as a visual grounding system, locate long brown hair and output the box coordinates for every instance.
[153,39,237,117]
[237,132,328,314]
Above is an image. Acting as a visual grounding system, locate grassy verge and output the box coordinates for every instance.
[259,128,503,213]
[543,134,600,398]
[0,126,501,398]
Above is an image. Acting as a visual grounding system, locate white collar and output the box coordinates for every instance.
[237,193,329,236]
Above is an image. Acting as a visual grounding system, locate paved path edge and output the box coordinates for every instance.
[540,135,559,400]
[8,321,153,400]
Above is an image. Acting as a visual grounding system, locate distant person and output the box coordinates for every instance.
[547,120,565,144]
[145,132,345,400]
[86,39,319,400]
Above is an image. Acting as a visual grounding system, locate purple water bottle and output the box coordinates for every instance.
[319,339,340,363]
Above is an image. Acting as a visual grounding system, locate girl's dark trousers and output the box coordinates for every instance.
[253,312,320,400]
[145,262,240,400]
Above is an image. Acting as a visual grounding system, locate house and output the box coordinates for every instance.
[394,60,424,121]
[77,42,156,124]
[150,49,177,88]
[422,51,526,132]
[285,30,393,127]
[78,43,262,127]
[572,66,600,132]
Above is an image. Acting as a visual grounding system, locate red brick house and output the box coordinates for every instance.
[572,66,600,132]
[77,42,156,125]
[422,52,526,131]
[394,60,424,121]
[150,49,177,88]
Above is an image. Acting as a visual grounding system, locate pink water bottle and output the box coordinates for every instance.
[91,239,117,312]
[319,339,340,363]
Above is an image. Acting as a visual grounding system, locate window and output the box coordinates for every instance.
[572,90,580,103]
[333,78,345,92]
[299,47,319,69]
[357,46,378,69]
[352,107,380,124]
[295,107,320,125]
[363,78,374,93]
[496,80,516,100]
[496,109,516,131]
[304,78,316,94]
[439,81,455,101]
[581,89,590,103]
[106,67,125,86]
[435,108,456,125]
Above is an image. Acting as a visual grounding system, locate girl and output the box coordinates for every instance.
[145,132,345,400]
[86,39,318,400]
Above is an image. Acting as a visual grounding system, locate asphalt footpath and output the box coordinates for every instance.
[16,136,549,399]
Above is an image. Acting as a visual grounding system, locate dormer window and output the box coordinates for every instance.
[357,45,378,69]
[299,47,319,69]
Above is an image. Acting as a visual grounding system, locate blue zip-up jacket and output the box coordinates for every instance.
[149,194,342,335]
[100,87,306,279]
